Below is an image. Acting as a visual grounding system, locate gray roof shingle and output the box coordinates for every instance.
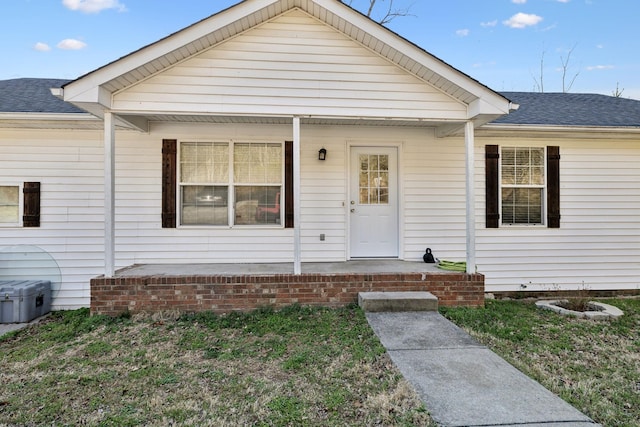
[0,78,84,114]
[495,91,640,127]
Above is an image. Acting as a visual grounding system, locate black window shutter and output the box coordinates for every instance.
[23,182,41,227]
[284,141,294,228]
[162,139,177,228]
[547,146,561,228]
[485,145,500,228]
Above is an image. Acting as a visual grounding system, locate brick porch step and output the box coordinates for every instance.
[358,291,438,312]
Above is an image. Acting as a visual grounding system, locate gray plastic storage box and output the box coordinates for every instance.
[0,280,52,323]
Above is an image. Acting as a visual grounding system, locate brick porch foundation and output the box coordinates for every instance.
[90,272,484,316]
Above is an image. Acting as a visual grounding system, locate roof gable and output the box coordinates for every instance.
[60,0,511,126]
[112,9,467,120]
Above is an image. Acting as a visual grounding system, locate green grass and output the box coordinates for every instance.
[0,305,432,426]
[441,298,640,427]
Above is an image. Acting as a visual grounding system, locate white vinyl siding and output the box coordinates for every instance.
[2,123,639,311]
[113,10,466,120]
[0,129,104,309]
[476,135,640,293]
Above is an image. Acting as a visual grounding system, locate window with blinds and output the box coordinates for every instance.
[501,147,545,225]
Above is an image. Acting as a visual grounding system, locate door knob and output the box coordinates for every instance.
[350,208,355,213]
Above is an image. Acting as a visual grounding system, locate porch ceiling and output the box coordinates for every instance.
[133,113,460,128]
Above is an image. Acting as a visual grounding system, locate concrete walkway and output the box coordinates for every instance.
[366,311,601,427]
[0,315,48,338]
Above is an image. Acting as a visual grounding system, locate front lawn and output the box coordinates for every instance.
[441,298,640,427]
[0,305,431,426]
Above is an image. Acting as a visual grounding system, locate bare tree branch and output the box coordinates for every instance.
[560,44,580,93]
[342,0,414,25]
[612,82,625,97]
[531,49,545,92]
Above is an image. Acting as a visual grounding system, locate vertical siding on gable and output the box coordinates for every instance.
[113,10,466,120]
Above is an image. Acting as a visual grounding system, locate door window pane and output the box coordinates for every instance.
[359,154,389,205]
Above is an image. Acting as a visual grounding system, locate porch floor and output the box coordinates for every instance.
[115,260,445,277]
[92,260,484,316]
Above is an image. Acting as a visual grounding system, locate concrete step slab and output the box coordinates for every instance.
[358,291,438,312]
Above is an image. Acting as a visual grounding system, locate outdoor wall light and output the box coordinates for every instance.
[318,148,327,161]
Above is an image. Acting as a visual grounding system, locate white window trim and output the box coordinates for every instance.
[499,146,547,227]
[0,182,23,228]
[177,140,285,228]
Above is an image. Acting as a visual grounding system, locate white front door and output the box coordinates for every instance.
[349,146,398,258]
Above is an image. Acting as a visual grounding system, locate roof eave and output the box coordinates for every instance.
[480,122,640,135]
[0,112,97,121]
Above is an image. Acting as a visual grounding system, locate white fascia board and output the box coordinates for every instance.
[62,0,280,103]
[482,123,640,133]
[478,123,640,139]
[0,112,96,121]
[468,98,516,119]
[313,0,510,106]
[62,84,113,107]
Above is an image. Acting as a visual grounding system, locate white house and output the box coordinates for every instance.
[1,0,638,311]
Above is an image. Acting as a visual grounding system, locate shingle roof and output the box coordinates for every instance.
[1,79,640,128]
[495,91,640,127]
[0,78,84,114]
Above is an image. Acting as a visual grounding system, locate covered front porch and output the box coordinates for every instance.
[90,260,484,316]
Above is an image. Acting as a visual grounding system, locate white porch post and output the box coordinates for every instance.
[464,120,476,274]
[293,116,302,275]
[104,111,116,277]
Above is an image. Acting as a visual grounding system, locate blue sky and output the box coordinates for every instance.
[2,0,638,99]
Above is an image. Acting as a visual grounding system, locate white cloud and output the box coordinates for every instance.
[503,13,543,29]
[34,42,51,52]
[456,29,470,37]
[62,0,126,14]
[596,44,604,49]
[557,0,570,3]
[481,20,498,27]
[512,0,527,4]
[57,39,87,50]
[472,61,497,68]
[586,65,614,71]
